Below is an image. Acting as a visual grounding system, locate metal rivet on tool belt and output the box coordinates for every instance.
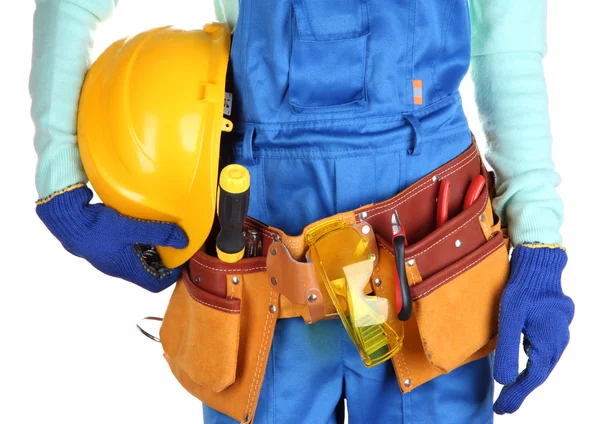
[270,277,278,286]
[361,225,371,235]
[455,239,463,248]
[232,277,240,285]
[432,175,439,183]
[308,294,318,303]
[269,305,277,313]
[374,278,382,287]
[407,259,415,266]
[359,211,368,220]
[480,214,485,222]
[195,276,201,284]
[404,379,412,387]
[368,253,376,261]
[273,234,282,242]
[270,247,278,256]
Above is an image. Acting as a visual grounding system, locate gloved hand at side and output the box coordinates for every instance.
[493,243,574,414]
[36,184,188,293]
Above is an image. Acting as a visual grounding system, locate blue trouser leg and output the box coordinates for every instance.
[203,317,493,424]
[203,318,346,424]
[343,329,494,424]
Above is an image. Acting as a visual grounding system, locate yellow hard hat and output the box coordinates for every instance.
[78,23,232,268]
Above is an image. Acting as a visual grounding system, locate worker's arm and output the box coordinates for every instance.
[470,0,562,246]
[31,0,118,199]
[30,0,187,291]
[32,0,233,197]
[469,0,574,415]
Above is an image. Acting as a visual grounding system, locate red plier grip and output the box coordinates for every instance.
[436,180,451,228]
[463,175,486,210]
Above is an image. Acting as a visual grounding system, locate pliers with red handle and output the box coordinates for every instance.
[436,175,487,228]
[463,175,486,210]
[436,180,451,227]
[391,210,412,321]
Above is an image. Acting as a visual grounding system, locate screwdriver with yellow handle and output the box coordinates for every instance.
[216,164,251,263]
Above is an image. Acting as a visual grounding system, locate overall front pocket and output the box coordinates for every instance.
[411,230,509,373]
[160,269,241,393]
[289,0,370,113]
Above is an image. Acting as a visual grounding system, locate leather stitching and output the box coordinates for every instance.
[408,261,417,285]
[191,257,266,273]
[398,348,412,388]
[230,277,236,299]
[405,193,488,260]
[375,264,411,385]
[245,289,276,421]
[413,240,503,300]
[480,202,492,239]
[481,217,491,240]
[187,291,241,313]
[379,244,393,256]
[362,149,478,221]
[379,189,488,268]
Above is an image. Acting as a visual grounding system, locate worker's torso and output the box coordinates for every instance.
[223,0,474,235]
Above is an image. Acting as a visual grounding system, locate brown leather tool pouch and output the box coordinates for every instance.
[374,232,509,391]
[412,229,509,373]
[368,153,511,391]
[159,252,279,424]
[409,212,509,366]
[160,271,241,393]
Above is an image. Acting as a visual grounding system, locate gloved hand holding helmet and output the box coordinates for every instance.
[36,23,232,290]
[36,184,188,292]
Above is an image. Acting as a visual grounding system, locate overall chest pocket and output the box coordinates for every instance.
[289,0,370,113]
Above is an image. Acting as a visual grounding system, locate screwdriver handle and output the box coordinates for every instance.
[216,165,250,263]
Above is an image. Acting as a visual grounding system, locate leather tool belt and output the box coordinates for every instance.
[159,141,511,423]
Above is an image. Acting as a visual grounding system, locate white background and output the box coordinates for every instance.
[1,1,598,423]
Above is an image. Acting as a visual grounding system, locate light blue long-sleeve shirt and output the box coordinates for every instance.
[30,0,564,246]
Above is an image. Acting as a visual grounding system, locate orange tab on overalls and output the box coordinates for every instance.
[413,79,423,105]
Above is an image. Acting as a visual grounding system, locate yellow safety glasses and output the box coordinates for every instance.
[306,221,403,367]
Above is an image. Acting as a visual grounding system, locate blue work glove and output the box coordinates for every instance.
[493,244,574,414]
[36,184,188,293]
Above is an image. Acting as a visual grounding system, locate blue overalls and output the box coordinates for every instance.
[207,0,494,422]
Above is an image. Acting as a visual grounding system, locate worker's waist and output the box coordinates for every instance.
[226,94,468,153]
[188,138,491,322]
